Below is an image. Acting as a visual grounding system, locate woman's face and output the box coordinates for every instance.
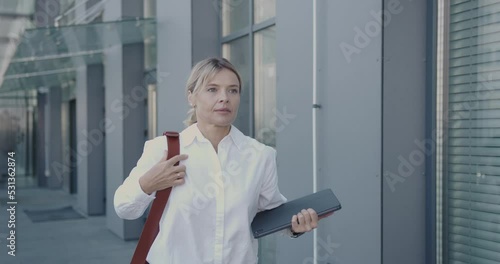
[189,69,241,128]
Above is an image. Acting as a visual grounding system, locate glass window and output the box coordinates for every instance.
[254,0,275,24]
[254,26,276,146]
[222,0,250,36]
[437,0,500,263]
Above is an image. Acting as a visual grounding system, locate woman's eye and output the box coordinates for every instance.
[207,87,216,92]
[230,89,239,94]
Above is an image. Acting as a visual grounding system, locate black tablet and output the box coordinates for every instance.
[251,189,342,239]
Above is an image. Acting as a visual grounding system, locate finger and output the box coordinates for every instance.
[307,208,319,229]
[172,178,185,186]
[166,154,189,166]
[172,164,187,173]
[297,212,306,229]
[301,209,312,225]
[307,208,318,220]
[169,167,186,180]
[158,150,168,163]
[291,215,300,233]
[300,209,313,232]
[171,171,185,180]
[175,171,186,178]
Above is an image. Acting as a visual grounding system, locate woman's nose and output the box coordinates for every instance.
[219,92,229,102]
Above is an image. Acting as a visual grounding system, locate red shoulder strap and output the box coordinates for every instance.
[131,131,180,264]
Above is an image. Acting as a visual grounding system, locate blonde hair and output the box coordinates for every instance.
[184,57,242,127]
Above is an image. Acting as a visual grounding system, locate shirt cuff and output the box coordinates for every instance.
[290,229,305,238]
[280,228,304,239]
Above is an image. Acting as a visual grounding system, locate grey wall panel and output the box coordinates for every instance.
[37,93,47,187]
[192,0,220,64]
[275,0,315,263]
[76,64,106,216]
[77,67,89,213]
[122,44,145,186]
[104,0,145,240]
[104,45,127,239]
[121,44,147,239]
[47,86,63,189]
[121,0,142,18]
[276,0,383,263]
[319,0,383,263]
[75,65,106,215]
[156,0,192,133]
[87,64,105,215]
[104,0,126,239]
[104,45,146,239]
[104,0,121,21]
[382,0,427,263]
[61,101,70,193]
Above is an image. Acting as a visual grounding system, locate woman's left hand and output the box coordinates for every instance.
[290,208,334,233]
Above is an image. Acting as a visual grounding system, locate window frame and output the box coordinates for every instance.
[428,0,450,263]
[434,0,451,263]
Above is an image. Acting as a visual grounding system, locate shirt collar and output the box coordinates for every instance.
[183,123,246,150]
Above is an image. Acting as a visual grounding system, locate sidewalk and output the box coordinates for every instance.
[0,186,137,264]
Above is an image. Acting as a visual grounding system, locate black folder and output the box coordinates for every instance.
[251,189,341,239]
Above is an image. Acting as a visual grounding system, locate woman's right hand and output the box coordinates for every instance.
[139,150,189,195]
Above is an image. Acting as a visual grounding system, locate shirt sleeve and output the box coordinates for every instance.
[257,148,287,211]
[114,136,166,220]
[258,148,301,238]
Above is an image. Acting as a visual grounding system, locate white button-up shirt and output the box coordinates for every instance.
[114,124,288,264]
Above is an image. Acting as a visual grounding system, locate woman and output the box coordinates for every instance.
[114,57,331,263]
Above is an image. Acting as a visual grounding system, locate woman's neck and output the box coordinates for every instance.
[196,123,231,152]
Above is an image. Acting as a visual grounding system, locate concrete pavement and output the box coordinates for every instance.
[0,186,137,264]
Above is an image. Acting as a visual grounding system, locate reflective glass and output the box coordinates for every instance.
[222,0,249,36]
[0,0,35,15]
[442,1,500,262]
[254,26,276,147]
[254,0,275,24]
[0,18,156,93]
